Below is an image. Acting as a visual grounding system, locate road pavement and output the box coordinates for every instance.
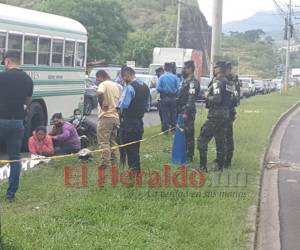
[86,103,205,129]
[278,109,300,250]
[86,108,162,128]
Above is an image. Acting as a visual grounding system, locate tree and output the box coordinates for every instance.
[229,29,265,42]
[34,0,130,62]
[223,30,279,78]
[264,36,274,44]
[244,29,265,42]
[119,26,170,67]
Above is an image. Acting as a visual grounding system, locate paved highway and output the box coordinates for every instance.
[279,109,300,250]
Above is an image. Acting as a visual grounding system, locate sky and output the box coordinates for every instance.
[197,0,299,24]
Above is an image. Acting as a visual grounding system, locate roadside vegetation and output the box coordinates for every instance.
[222,29,280,78]
[1,88,300,249]
[3,0,280,78]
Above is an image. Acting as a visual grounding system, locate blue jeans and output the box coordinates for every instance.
[0,119,24,199]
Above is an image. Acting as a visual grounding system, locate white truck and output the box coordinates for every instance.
[149,47,203,80]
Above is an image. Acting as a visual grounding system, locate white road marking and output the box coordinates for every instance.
[286,179,298,183]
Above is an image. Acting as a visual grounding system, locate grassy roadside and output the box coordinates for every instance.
[1,88,300,250]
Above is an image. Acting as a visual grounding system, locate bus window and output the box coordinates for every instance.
[0,32,6,63]
[38,37,51,66]
[24,36,37,65]
[8,33,22,57]
[52,39,63,66]
[64,41,75,67]
[76,42,85,67]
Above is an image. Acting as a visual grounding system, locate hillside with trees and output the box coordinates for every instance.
[0,0,282,77]
[1,0,211,68]
[222,29,280,78]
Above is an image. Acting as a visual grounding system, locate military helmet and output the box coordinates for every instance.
[226,62,232,70]
[184,60,195,71]
[214,61,227,70]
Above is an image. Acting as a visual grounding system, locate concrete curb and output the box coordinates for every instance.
[250,101,300,250]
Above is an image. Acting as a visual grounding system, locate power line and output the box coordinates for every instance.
[272,0,288,19]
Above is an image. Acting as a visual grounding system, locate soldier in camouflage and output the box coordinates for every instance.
[177,61,200,163]
[197,61,234,172]
[224,62,240,168]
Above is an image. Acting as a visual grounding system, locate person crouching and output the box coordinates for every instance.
[28,126,54,156]
[50,113,81,155]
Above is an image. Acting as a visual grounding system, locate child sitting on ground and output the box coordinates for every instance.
[28,126,54,156]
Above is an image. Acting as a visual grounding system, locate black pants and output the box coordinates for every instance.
[157,100,163,132]
[184,112,196,161]
[198,119,227,169]
[120,119,144,173]
[160,96,177,132]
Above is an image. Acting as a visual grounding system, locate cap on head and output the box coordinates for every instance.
[214,61,226,70]
[226,62,232,70]
[121,66,135,77]
[184,60,195,71]
[1,50,21,65]
[164,62,173,72]
[155,66,164,73]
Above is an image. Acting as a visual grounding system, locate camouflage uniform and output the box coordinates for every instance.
[177,76,200,162]
[198,73,233,171]
[224,73,240,167]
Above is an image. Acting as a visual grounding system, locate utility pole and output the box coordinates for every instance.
[284,0,292,93]
[210,0,223,77]
[176,0,182,48]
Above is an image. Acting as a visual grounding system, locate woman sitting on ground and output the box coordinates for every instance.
[70,108,83,129]
[28,126,54,156]
[50,113,81,155]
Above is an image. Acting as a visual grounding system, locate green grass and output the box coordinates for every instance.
[1,89,300,250]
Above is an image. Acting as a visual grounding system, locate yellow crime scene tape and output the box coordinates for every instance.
[0,126,182,165]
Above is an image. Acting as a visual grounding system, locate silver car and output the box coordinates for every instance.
[240,77,255,97]
[198,76,211,101]
[136,74,159,112]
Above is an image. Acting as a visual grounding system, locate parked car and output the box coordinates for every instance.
[269,81,276,92]
[289,77,300,86]
[84,78,98,115]
[272,79,283,90]
[239,77,254,98]
[135,74,159,112]
[263,80,271,94]
[89,67,121,83]
[254,80,266,94]
[198,76,211,101]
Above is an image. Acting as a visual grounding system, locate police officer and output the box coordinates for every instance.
[177,61,200,163]
[224,62,240,168]
[198,61,233,172]
[156,63,180,134]
[118,67,150,176]
[155,67,164,132]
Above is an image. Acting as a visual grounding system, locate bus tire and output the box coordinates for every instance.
[84,97,93,116]
[22,102,46,151]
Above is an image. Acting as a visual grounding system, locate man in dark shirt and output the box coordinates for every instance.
[0,50,33,202]
[177,61,200,163]
[118,67,150,179]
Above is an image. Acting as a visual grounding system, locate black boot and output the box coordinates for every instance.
[213,161,223,172]
[198,165,208,173]
[224,161,231,169]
